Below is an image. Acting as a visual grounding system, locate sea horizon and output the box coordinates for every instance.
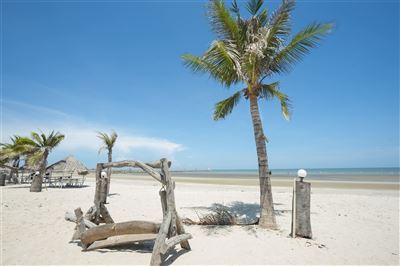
[109,166,400,183]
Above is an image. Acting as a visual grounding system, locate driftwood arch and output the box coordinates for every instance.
[66,158,191,266]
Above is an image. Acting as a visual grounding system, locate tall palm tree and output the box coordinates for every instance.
[182,0,332,228]
[97,130,118,195]
[15,131,65,192]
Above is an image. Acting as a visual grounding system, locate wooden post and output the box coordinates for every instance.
[159,190,167,218]
[161,159,177,238]
[150,212,172,266]
[291,179,312,239]
[100,175,108,204]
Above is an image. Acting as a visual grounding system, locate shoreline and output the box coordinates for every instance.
[86,173,400,190]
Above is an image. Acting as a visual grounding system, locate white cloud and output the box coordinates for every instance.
[1,100,185,159]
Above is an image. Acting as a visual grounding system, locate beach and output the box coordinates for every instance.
[2,176,399,265]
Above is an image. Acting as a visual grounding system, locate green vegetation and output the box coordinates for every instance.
[183,0,332,228]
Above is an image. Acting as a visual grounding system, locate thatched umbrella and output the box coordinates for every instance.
[47,155,89,176]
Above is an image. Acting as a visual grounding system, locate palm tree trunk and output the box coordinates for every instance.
[30,150,48,192]
[106,150,112,196]
[249,95,277,229]
[10,158,20,184]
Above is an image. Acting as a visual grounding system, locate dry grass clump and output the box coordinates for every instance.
[183,206,237,225]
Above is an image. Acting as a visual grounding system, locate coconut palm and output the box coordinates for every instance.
[13,131,65,192]
[97,130,118,195]
[0,136,23,182]
[182,0,333,228]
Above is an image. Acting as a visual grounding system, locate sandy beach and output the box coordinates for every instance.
[2,177,399,265]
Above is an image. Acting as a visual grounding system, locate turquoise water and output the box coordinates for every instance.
[170,167,400,183]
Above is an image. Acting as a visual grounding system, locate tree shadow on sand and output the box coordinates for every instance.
[185,201,286,222]
[90,241,155,254]
[183,201,288,236]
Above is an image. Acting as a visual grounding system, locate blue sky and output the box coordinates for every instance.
[2,0,399,169]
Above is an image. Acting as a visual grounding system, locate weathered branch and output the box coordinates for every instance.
[85,234,158,251]
[160,233,192,254]
[80,221,161,245]
[65,211,97,228]
[72,208,86,240]
[100,160,164,184]
[150,212,172,266]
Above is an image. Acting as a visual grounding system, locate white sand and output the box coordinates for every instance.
[1,178,399,265]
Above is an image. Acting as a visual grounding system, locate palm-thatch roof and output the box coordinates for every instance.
[47,155,89,175]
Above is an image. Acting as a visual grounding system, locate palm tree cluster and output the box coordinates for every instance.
[183,0,332,228]
[1,131,65,192]
[0,130,119,193]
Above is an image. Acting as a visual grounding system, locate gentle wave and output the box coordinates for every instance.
[168,168,400,183]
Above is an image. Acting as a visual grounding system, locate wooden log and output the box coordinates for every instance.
[160,233,192,254]
[291,180,312,239]
[84,206,97,222]
[102,160,171,169]
[94,164,103,205]
[159,190,167,218]
[100,160,163,184]
[175,213,191,250]
[80,221,161,245]
[85,234,158,251]
[99,203,114,224]
[65,211,97,228]
[150,212,171,266]
[161,159,177,237]
[100,176,108,204]
[72,208,86,240]
[94,164,103,224]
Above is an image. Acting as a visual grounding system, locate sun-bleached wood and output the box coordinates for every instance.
[85,234,158,251]
[291,180,312,239]
[101,160,164,183]
[65,212,97,229]
[67,157,191,266]
[102,160,171,169]
[72,208,86,241]
[159,190,167,218]
[175,212,191,250]
[99,203,114,224]
[160,233,192,254]
[150,212,171,265]
[80,221,161,246]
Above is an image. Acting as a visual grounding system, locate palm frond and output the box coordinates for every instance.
[270,22,334,74]
[263,0,295,58]
[258,9,268,27]
[26,150,45,167]
[208,0,240,44]
[213,90,243,120]
[245,0,263,16]
[46,132,65,150]
[259,82,291,119]
[30,132,43,147]
[182,40,242,87]
[230,0,240,17]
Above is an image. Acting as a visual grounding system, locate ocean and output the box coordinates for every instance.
[170,167,400,183]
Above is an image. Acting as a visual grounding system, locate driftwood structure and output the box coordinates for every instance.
[65,158,191,266]
[291,179,312,239]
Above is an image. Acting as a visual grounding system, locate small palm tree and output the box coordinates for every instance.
[13,131,65,192]
[0,136,23,182]
[182,0,332,228]
[97,130,118,195]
